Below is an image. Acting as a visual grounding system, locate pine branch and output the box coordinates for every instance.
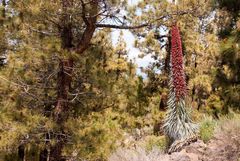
[96,8,199,29]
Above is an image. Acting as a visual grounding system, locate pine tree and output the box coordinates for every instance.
[0,0,172,160]
[0,0,7,66]
[213,0,240,113]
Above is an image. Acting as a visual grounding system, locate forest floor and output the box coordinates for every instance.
[163,132,240,161]
[109,114,240,161]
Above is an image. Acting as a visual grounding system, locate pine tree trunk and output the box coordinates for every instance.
[49,139,65,161]
[39,148,48,161]
[46,0,97,159]
[39,132,50,161]
[0,0,6,66]
[164,35,171,74]
[0,0,6,25]
[18,145,25,161]
[49,59,73,161]
[48,0,74,160]
[54,59,73,123]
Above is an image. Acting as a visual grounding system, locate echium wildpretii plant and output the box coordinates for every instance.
[163,23,197,143]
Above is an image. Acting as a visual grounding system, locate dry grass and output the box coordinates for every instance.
[216,113,240,133]
[108,113,240,161]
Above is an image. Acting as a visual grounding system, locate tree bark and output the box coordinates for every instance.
[49,58,73,161]
[47,0,98,160]
[18,145,25,161]
[54,59,73,122]
[0,0,6,25]
[48,0,74,160]
[39,148,48,161]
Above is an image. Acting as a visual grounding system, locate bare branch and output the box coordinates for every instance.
[29,26,58,36]
[75,0,98,54]
[96,8,198,29]
[96,23,148,29]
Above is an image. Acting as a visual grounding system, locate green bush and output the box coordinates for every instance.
[199,117,216,143]
[144,135,167,151]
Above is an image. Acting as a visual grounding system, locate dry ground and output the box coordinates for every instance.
[109,116,240,161]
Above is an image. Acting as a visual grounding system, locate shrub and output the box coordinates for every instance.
[144,135,167,152]
[199,117,216,143]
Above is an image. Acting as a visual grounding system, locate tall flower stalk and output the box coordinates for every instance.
[163,24,197,145]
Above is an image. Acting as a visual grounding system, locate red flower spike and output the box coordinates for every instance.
[170,24,187,100]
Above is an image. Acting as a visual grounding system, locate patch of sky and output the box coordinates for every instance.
[111,0,170,78]
[111,0,148,78]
